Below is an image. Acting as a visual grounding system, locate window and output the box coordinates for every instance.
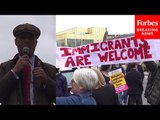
[67,39,76,47]
[57,39,65,47]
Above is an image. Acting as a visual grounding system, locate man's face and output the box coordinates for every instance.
[15,32,37,57]
[70,79,80,94]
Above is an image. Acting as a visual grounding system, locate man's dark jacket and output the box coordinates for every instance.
[0,54,56,105]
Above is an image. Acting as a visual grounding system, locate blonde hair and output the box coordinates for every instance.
[91,67,106,88]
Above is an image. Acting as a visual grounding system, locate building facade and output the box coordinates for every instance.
[56,27,107,47]
[56,27,134,47]
[106,33,134,40]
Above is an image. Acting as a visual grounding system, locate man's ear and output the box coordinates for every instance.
[15,38,18,46]
[35,40,38,46]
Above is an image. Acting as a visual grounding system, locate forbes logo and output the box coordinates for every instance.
[137,20,158,26]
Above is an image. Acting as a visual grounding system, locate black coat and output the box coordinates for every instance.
[126,64,144,80]
[125,69,143,95]
[144,61,160,105]
[56,72,68,97]
[92,84,120,105]
[0,54,56,105]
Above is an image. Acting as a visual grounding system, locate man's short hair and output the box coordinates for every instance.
[130,63,136,68]
[100,65,111,71]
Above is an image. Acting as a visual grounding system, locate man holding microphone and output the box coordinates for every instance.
[0,23,56,105]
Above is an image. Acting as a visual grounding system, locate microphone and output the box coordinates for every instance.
[22,47,30,56]
[22,47,31,66]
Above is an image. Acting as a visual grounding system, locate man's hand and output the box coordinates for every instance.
[33,62,48,85]
[12,55,29,74]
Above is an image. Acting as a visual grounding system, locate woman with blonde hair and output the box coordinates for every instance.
[91,67,120,105]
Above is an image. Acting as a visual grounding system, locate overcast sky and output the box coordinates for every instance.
[56,15,134,34]
[0,15,56,66]
[56,15,135,70]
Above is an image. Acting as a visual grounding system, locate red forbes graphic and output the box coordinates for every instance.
[135,15,160,39]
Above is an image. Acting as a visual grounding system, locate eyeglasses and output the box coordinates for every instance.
[71,79,80,88]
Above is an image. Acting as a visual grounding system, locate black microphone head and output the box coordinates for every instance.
[22,47,30,56]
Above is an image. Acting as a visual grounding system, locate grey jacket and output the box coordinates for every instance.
[0,54,56,105]
[144,61,160,105]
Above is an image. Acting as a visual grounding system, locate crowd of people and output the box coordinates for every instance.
[56,60,160,105]
[55,62,149,105]
[1,23,160,105]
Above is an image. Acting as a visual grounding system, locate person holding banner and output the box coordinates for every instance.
[125,63,143,105]
[111,64,127,105]
[92,67,120,105]
[56,68,99,105]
